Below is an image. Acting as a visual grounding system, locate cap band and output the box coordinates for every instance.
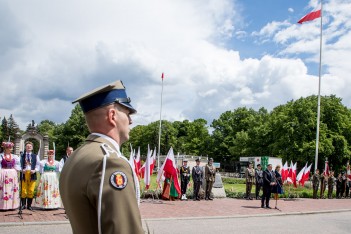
[79,89,135,113]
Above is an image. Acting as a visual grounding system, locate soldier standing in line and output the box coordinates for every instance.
[312,169,320,199]
[327,170,335,199]
[180,158,191,200]
[192,158,203,201]
[205,158,216,200]
[255,164,263,200]
[320,170,328,199]
[245,162,255,200]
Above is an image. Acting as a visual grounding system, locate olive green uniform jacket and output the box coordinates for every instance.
[59,134,144,234]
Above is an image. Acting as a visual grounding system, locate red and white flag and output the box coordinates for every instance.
[323,160,330,176]
[296,163,307,185]
[150,148,157,174]
[300,163,312,186]
[156,147,181,195]
[142,145,152,189]
[287,162,297,187]
[347,162,351,180]
[281,161,289,182]
[134,147,141,179]
[298,9,321,24]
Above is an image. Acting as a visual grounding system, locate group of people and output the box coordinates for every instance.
[312,169,351,199]
[245,163,283,209]
[0,141,73,211]
[162,157,217,201]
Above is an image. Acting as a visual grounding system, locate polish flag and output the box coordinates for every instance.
[134,147,141,179]
[300,164,312,186]
[323,161,330,176]
[140,145,152,179]
[156,147,181,195]
[281,161,289,182]
[347,162,351,180]
[161,72,164,80]
[296,163,307,186]
[143,145,153,189]
[150,148,157,174]
[298,9,321,24]
[287,162,297,187]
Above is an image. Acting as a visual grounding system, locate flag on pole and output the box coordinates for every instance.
[150,148,157,174]
[135,147,141,179]
[156,147,181,195]
[300,163,312,186]
[161,72,164,80]
[296,163,307,185]
[323,160,330,176]
[298,9,321,24]
[287,162,297,187]
[347,162,351,180]
[281,161,289,182]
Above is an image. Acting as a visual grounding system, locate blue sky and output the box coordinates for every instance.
[0,0,350,130]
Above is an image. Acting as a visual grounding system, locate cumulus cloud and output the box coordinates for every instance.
[0,0,350,131]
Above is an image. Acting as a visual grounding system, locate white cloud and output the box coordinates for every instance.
[0,0,350,132]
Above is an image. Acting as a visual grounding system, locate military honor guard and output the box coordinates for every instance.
[0,141,21,210]
[320,170,328,199]
[245,162,255,200]
[20,141,40,211]
[327,170,335,199]
[255,164,263,200]
[59,80,144,234]
[192,158,203,201]
[312,169,320,199]
[180,158,191,200]
[205,158,216,200]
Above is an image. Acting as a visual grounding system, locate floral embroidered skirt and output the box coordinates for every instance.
[34,172,61,209]
[0,169,19,210]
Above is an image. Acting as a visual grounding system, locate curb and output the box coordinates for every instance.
[142,208,351,221]
[1,209,351,227]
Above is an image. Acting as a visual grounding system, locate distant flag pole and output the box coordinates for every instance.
[298,2,323,172]
[157,72,165,171]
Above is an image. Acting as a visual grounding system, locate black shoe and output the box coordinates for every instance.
[266,206,272,209]
[208,197,213,200]
[27,198,33,211]
[249,197,253,200]
[261,204,264,208]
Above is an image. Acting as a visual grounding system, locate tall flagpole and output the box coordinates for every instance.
[314,1,323,172]
[157,73,164,171]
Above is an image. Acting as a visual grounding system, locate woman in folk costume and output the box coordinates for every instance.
[0,141,21,210]
[34,149,61,209]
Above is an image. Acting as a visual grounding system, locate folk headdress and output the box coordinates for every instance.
[2,141,14,148]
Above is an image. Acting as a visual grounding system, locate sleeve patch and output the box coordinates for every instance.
[110,171,128,189]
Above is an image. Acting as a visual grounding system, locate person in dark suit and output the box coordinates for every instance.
[261,164,276,209]
[59,146,73,170]
[192,158,203,201]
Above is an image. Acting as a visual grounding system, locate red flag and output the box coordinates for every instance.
[298,9,321,24]
[134,147,141,179]
[161,72,164,80]
[156,147,181,195]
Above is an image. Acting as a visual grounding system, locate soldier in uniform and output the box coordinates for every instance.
[192,158,203,201]
[205,158,216,200]
[255,164,263,200]
[312,169,320,199]
[320,170,328,199]
[327,170,335,199]
[245,162,255,200]
[180,158,191,200]
[59,80,144,234]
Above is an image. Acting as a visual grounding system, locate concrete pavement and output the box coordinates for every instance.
[0,198,350,232]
